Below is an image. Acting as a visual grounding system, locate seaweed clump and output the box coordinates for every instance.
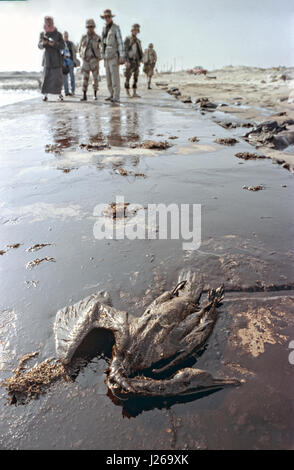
[235,152,268,160]
[130,140,172,150]
[1,352,70,405]
[243,185,264,192]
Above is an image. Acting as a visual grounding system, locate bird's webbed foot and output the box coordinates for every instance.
[144,271,203,315]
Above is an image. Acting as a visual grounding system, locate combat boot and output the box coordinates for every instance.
[94,90,98,101]
[125,88,131,97]
[80,91,87,102]
[132,89,141,98]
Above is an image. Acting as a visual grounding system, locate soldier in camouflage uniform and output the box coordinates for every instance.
[124,24,143,98]
[101,9,125,104]
[79,19,101,101]
[143,43,157,89]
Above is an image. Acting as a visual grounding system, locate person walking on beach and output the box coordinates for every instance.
[38,16,65,102]
[143,43,157,89]
[62,31,79,97]
[79,19,101,101]
[124,24,143,98]
[101,9,124,104]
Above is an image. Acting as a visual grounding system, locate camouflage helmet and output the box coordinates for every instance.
[86,18,96,28]
[131,23,140,31]
[148,43,154,48]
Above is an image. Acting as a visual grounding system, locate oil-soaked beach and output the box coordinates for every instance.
[0,85,293,449]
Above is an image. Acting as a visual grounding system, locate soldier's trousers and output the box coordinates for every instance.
[143,64,155,88]
[143,64,155,78]
[125,61,140,89]
[104,57,120,101]
[82,59,99,92]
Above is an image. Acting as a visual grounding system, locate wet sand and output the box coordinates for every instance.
[0,76,293,449]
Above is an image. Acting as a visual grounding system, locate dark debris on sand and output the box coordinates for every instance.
[26,257,56,269]
[115,168,146,178]
[179,95,192,103]
[27,243,52,252]
[167,87,181,97]
[243,120,289,150]
[0,244,21,255]
[214,138,239,146]
[79,143,110,151]
[104,202,130,219]
[131,140,172,150]
[243,185,264,192]
[195,97,217,110]
[235,152,269,161]
[45,144,63,155]
[215,120,254,130]
[115,168,129,176]
[7,243,21,249]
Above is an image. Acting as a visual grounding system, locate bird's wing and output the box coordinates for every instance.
[54,292,127,364]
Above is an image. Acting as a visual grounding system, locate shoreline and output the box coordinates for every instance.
[1,66,293,171]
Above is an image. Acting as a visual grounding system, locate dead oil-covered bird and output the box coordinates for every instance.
[54,272,240,400]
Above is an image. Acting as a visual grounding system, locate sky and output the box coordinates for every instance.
[0,0,293,72]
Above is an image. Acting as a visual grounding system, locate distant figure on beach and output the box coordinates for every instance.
[124,24,143,98]
[101,9,125,104]
[38,16,65,102]
[143,43,157,89]
[62,31,79,97]
[79,19,101,102]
